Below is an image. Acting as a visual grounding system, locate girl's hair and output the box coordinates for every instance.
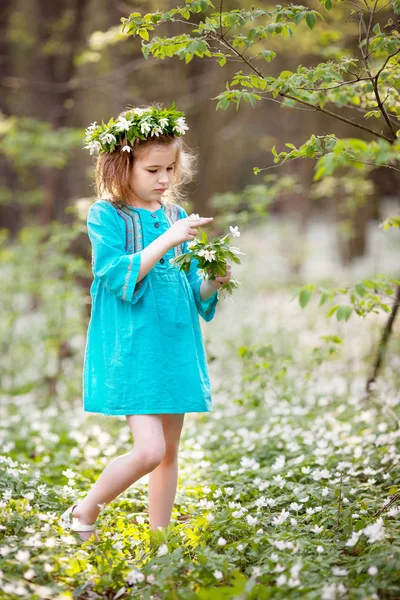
[94,103,197,209]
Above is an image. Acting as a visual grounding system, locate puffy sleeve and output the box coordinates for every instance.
[87,200,147,304]
[178,205,219,322]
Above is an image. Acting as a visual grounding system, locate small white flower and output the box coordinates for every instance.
[126,568,145,584]
[203,250,216,262]
[237,543,245,551]
[302,466,311,474]
[159,117,169,128]
[332,567,348,576]
[276,574,287,586]
[99,132,117,144]
[217,537,227,546]
[23,568,36,580]
[346,531,361,547]
[112,541,124,552]
[140,121,152,135]
[84,141,101,155]
[312,525,324,534]
[213,570,223,580]
[317,545,324,553]
[15,550,30,563]
[229,225,241,238]
[86,121,97,133]
[368,565,378,576]
[187,240,197,250]
[246,515,258,526]
[62,469,76,479]
[115,117,132,132]
[322,583,337,599]
[151,125,163,137]
[121,145,132,153]
[157,543,169,557]
[173,117,189,135]
[21,492,34,500]
[363,517,385,544]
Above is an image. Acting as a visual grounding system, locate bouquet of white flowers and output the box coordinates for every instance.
[169,219,245,295]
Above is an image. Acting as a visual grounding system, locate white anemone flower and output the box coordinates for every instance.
[140,121,152,135]
[229,225,241,238]
[151,125,163,137]
[203,250,216,262]
[115,117,132,132]
[173,117,189,134]
[121,145,132,153]
[99,132,117,145]
[84,141,101,155]
[159,117,169,128]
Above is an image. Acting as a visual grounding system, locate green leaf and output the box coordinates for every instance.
[355,283,365,296]
[336,305,352,321]
[306,12,316,29]
[299,287,312,308]
[138,28,149,40]
[306,145,315,158]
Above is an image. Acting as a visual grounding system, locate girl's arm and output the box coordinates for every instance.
[177,206,219,322]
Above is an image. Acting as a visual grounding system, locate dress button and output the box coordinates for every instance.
[160,258,165,264]
[151,213,157,218]
[154,222,160,228]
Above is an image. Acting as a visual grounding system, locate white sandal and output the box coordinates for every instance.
[59,503,97,536]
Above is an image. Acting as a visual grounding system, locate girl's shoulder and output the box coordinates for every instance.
[87,199,122,228]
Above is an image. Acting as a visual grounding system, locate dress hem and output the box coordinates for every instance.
[83,407,212,416]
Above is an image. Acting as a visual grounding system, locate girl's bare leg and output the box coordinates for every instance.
[72,414,166,527]
[148,413,185,532]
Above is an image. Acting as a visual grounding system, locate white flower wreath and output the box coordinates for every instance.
[83,103,189,156]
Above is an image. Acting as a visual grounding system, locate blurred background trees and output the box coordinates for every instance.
[1,0,398,256]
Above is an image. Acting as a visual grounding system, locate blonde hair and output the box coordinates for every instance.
[93,104,197,209]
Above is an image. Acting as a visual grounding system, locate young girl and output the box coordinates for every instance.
[59,104,232,542]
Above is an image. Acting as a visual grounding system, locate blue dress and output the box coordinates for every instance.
[82,199,219,416]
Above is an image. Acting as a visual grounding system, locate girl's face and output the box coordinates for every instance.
[130,143,178,208]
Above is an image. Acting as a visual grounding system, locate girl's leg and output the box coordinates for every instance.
[148,413,185,532]
[72,414,166,526]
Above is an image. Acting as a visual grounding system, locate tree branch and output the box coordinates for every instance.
[213,32,393,143]
[359,5,397,139]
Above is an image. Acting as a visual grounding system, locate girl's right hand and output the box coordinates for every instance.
[165,215,214,247]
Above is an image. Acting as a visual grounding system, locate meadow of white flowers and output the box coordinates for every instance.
[0,213,399,599]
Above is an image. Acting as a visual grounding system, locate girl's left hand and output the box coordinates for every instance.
[209,264,232,290]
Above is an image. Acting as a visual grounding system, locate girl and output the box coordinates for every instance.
[59,104,232,542]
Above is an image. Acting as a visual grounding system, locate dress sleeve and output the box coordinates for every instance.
[178,205,219,322]
[87,200,146,304]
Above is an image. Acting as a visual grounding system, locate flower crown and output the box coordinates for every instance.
[83,103,189,156]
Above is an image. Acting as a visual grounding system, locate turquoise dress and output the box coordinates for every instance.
[82,199,219,416]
